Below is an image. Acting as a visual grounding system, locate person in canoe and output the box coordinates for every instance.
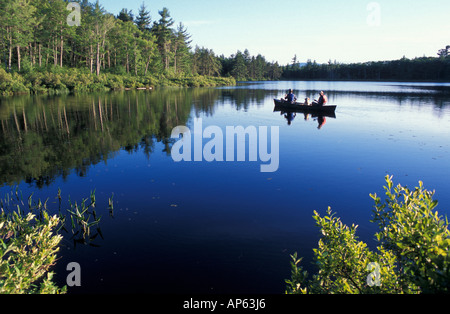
[284,89,297,104]
[312,91,328,106]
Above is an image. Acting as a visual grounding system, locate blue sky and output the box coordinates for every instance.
[98,0,450,65]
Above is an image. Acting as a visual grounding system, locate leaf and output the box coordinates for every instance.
[96,227,104,240]
[43,210,49,222]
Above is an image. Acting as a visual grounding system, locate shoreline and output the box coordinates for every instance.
[272,78,450,84]
[3,68,450,98]
[0,68,237,97]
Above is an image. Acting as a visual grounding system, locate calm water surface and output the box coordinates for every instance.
[1,81,450,294]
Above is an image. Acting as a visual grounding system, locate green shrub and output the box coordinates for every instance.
[286,176,450,294]
[0,188,103,294]
[0,68,29,96]
[0,209,66,294]
[0,67,236,96]
[104,74,124,90]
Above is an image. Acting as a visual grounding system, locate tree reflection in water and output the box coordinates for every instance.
[0,87,278,188]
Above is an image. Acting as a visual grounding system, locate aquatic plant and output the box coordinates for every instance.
[108,193,114,218]
[66,193,101,239]
[0,188,111,293]
[0,193,65,294]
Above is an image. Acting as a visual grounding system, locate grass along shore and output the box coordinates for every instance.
[0,67,236,97]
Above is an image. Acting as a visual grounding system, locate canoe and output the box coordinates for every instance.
[273,99,337,114]
[274,106,336,119]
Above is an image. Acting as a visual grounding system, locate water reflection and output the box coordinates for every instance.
[300,88,450,111]
[0,87,285,188]
[2,82,448,188]
[0,89,195,187]
[282,111,296,126]
[278,111,331,129]
[274,106,336,129]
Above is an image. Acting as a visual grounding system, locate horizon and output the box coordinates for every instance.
[97,0,450,66]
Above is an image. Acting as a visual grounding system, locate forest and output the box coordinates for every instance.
[282,54,450,81]
[0,0,283,95]
[1,0,449,96]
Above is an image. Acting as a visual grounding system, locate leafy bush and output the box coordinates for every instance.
[0,208,66,294]
[286,176,450,294]
[0,189,103,294]
[0,68,29,96]
[0,67,236,96]
[104,74,124,90]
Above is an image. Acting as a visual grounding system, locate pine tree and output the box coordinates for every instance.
[173,23,192,74]
[231,51,248,81]
[117,8,134,23]
[152,7,175,71]
[3,0,37,71]
[0,0,12,70]
[135,2,151,33]
[140,32,157,76]
[37,0,69,68]
[193,46,221,76]
[438,45,450,58]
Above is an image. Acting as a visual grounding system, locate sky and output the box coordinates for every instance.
[98,0,450,65]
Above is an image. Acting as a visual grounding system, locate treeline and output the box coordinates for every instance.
[0,0,237,95]
[219,49,283,81]
[1,0,449,96]
[0,0,180,76]
[282,55,450,81]
[0,0,282,95]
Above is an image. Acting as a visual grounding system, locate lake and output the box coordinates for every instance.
[1,81,450,294]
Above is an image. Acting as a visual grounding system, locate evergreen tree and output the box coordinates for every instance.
[1,0,37,71]
[92,1,115,76]
[117,19,140,74]
[173,23,192,74]
[117,8,134,23]
[139,31,157,76]
[151,7,175,71]
[193,46,221,76]
[231,50,248,81]
[438,45,450,58]
[135,2,151,33]
[268,61,282,80]
[0,0,13,70]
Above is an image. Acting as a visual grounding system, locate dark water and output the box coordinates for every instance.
[1,81,450,294]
